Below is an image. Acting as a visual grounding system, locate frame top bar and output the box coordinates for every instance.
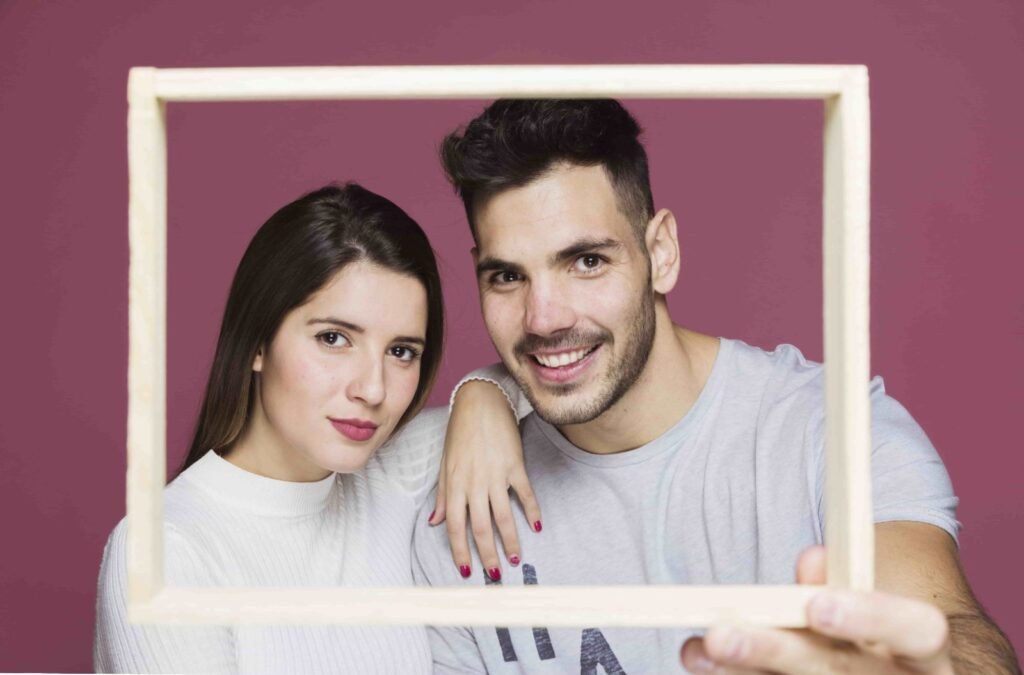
[146,64,866,102]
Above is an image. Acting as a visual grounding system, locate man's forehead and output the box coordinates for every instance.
[473,164,631,260]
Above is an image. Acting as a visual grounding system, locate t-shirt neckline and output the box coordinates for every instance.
[532,337,732,468]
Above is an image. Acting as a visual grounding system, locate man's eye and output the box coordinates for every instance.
[317,331,350,348]
[491,270,522,285]
[389,345,421,362]
[574,254,604,273]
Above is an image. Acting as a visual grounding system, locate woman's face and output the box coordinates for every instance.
[250,261,428,479]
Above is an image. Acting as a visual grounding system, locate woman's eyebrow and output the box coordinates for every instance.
[307,317,363,332]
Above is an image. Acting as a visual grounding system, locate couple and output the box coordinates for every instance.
[95,99,1018,674]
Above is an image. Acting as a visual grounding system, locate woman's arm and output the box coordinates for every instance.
[94,520,236,673]
[428,365,540,581]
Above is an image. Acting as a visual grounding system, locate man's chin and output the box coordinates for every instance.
[525,389,606,426]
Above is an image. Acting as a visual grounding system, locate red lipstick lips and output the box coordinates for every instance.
[330,418,379,442]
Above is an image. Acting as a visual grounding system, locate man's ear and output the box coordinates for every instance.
[645,208,681,295]
[252,347,264,373]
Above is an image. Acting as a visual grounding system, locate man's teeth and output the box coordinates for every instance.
[534,347,593,368]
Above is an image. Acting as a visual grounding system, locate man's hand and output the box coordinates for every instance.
[430,380,542,582]
[681,545,956,673]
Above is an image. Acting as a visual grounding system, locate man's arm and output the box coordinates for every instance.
[875,521,1019,674]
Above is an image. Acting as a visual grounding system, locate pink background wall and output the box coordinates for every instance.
[1,1,1021,670]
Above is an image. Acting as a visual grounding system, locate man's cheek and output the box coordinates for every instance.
[482,301,519,350]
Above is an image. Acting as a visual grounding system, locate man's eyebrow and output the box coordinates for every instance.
[476,257,526,278]
[549,237,623,266]
[308,317,425,346]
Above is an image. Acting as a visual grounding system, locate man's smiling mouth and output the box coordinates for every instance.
[530,345,600,368]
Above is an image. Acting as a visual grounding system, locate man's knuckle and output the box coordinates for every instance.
[917,607,950,656]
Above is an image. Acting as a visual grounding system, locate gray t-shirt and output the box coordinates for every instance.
[412,338,960,674]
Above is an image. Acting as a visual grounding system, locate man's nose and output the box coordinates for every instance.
[524,279,576,336]
[346,355,386,407]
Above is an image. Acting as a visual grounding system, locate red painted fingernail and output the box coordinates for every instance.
[428,510,435,523]
[488,567,502,581]
[459,565,471,578]
[509,555,520,566]
[533,520,543,532]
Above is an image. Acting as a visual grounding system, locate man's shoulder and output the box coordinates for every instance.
[722,338,826,406]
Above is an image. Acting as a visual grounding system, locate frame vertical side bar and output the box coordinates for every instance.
[127,67,168,607]
[822,70,873,591]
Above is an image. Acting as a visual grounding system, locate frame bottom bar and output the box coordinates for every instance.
[130,585,823,628]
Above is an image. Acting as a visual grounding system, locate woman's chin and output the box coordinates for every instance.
[314,446,379,475]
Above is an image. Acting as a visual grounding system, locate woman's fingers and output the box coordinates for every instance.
[469,494,502,582]
[489,487,521,567]
[509,466,543,534]
[444,493,472,579]
[430,459,447,526]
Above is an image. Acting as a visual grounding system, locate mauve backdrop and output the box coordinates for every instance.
[1,1,1021,671]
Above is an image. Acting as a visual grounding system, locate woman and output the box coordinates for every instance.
[94,184,531,674]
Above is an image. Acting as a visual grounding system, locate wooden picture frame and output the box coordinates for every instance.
[126,64,872,627]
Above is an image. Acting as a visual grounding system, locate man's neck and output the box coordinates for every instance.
[557,322,720,455]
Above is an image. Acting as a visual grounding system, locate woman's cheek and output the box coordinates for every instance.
[393,366,421,408]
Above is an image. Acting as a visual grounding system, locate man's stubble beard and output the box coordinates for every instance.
[511,287,657,426]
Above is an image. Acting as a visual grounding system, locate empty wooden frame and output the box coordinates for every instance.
[126,64,872,627]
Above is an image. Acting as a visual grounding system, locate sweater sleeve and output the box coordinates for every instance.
[372,362,532,509]
[93,518,236,674]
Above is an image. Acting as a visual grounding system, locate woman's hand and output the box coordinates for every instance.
[429,380,542,582]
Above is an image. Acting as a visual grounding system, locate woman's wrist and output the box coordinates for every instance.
[449,377,518,419]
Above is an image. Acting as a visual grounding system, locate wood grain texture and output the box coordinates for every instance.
[823,69,874,592]
[126,67,167,605]
[130,586,824,627]
[152,64,857,101]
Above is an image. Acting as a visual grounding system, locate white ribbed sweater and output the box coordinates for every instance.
[94,406,453,674]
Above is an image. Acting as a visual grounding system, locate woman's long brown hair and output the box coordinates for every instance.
[178,183,444,474]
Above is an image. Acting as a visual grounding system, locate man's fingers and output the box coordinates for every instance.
[796,545,827,585]
[489,487,521,567]
[807,590,951,666]
[469,495,502,582]
[701,625,897,675]
[510,467,543,534]
[680,636,764,674]
[444,495,472,579]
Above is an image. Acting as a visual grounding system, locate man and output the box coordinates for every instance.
[412,99,1019,674]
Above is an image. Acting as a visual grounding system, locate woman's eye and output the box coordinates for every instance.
[317,331,350,348]
[389,345,421,362]
[574,254,604,273]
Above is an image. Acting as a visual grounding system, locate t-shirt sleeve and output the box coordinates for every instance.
[373,363,533,509]
[94,519,236,673]
[813,376,961,544]
[411,487,490,674]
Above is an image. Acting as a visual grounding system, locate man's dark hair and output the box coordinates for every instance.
[440,99,655,240]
